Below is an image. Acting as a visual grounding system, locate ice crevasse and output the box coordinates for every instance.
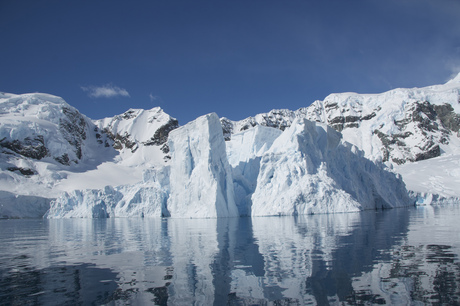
[47,113,411,218]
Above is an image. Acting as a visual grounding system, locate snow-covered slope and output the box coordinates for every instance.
[95,107,178,166]
[394,153,460,204]
[0,92,115,198]
[0,92,178,217]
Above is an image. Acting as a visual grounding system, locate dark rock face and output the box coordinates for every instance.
[415,144,440,161]
[144,118,179,146]
[220,118,234,141]
[220,109,301,141]
[0,135,48,160]
[103,130,138,152]
[434,104,460,134]
[55,153,71,166]
[58,107,88,163]
[322,100,379,132]
[7,167,36,176]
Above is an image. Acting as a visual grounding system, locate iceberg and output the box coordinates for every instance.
[167,113,238,218]
[251,119,411,216]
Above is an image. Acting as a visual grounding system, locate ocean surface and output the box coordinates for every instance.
[1,205,459,305]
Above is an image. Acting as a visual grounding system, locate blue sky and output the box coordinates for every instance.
[1,0,460,124]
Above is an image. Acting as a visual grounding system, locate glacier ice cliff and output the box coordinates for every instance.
[167,113,238,218]
[47,113,411,218]
[45,168,170,218]
[250,119,411,216]
[226,125,283,216]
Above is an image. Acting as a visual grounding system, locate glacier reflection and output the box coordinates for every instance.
[1,206,460,304]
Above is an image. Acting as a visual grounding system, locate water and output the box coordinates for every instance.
[1,205,460,305]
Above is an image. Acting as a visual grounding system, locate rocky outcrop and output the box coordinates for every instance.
[59,107,87,159]
[221,109,307,141]
[143,118,179,146]
[0,135,48,160]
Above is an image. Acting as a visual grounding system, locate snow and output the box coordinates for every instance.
[95,108,169,144]
[167,113,238,218]
[395,153,460,204]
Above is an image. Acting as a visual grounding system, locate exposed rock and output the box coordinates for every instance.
[103,130,138,152]
[7,167,36,176]
[434,104,460,133]
[59,106,88,161]
[143,118,179,146]
[55,153,71,166]
[0,135,48,160]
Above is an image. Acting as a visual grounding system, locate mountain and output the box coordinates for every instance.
[221,74,460,204]
[0,92,176,218]
[2,74,460,218]
[95,107,178,164]
[223,74,460,165]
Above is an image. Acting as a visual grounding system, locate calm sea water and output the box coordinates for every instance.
[1,205,460,305]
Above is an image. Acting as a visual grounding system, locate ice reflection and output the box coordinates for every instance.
[0,206,459,305]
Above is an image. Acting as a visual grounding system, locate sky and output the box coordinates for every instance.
[1,0,460,124]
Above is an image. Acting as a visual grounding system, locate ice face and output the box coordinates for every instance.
[46,168,170,218]
[167,113,239,218]
[250,119,411,216]
[226,126,282,216]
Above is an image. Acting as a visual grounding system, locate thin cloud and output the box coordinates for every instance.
[149,93,163,104]
[81,84,130,98]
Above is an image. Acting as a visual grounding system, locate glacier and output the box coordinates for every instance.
[166,113,238,218]
[47,113,411,218]
[45,168,169,218]
[250,119,410,216]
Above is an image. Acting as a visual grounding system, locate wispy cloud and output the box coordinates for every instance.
[81,84,130,98]
[149,93,163,104]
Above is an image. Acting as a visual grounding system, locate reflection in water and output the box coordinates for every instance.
[0,206,459,305]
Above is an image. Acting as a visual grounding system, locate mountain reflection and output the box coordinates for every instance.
[1,206,460,305]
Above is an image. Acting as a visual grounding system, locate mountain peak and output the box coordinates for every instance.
[446,71,460,84]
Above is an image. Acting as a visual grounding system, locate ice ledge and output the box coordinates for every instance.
[409,190,460,205]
